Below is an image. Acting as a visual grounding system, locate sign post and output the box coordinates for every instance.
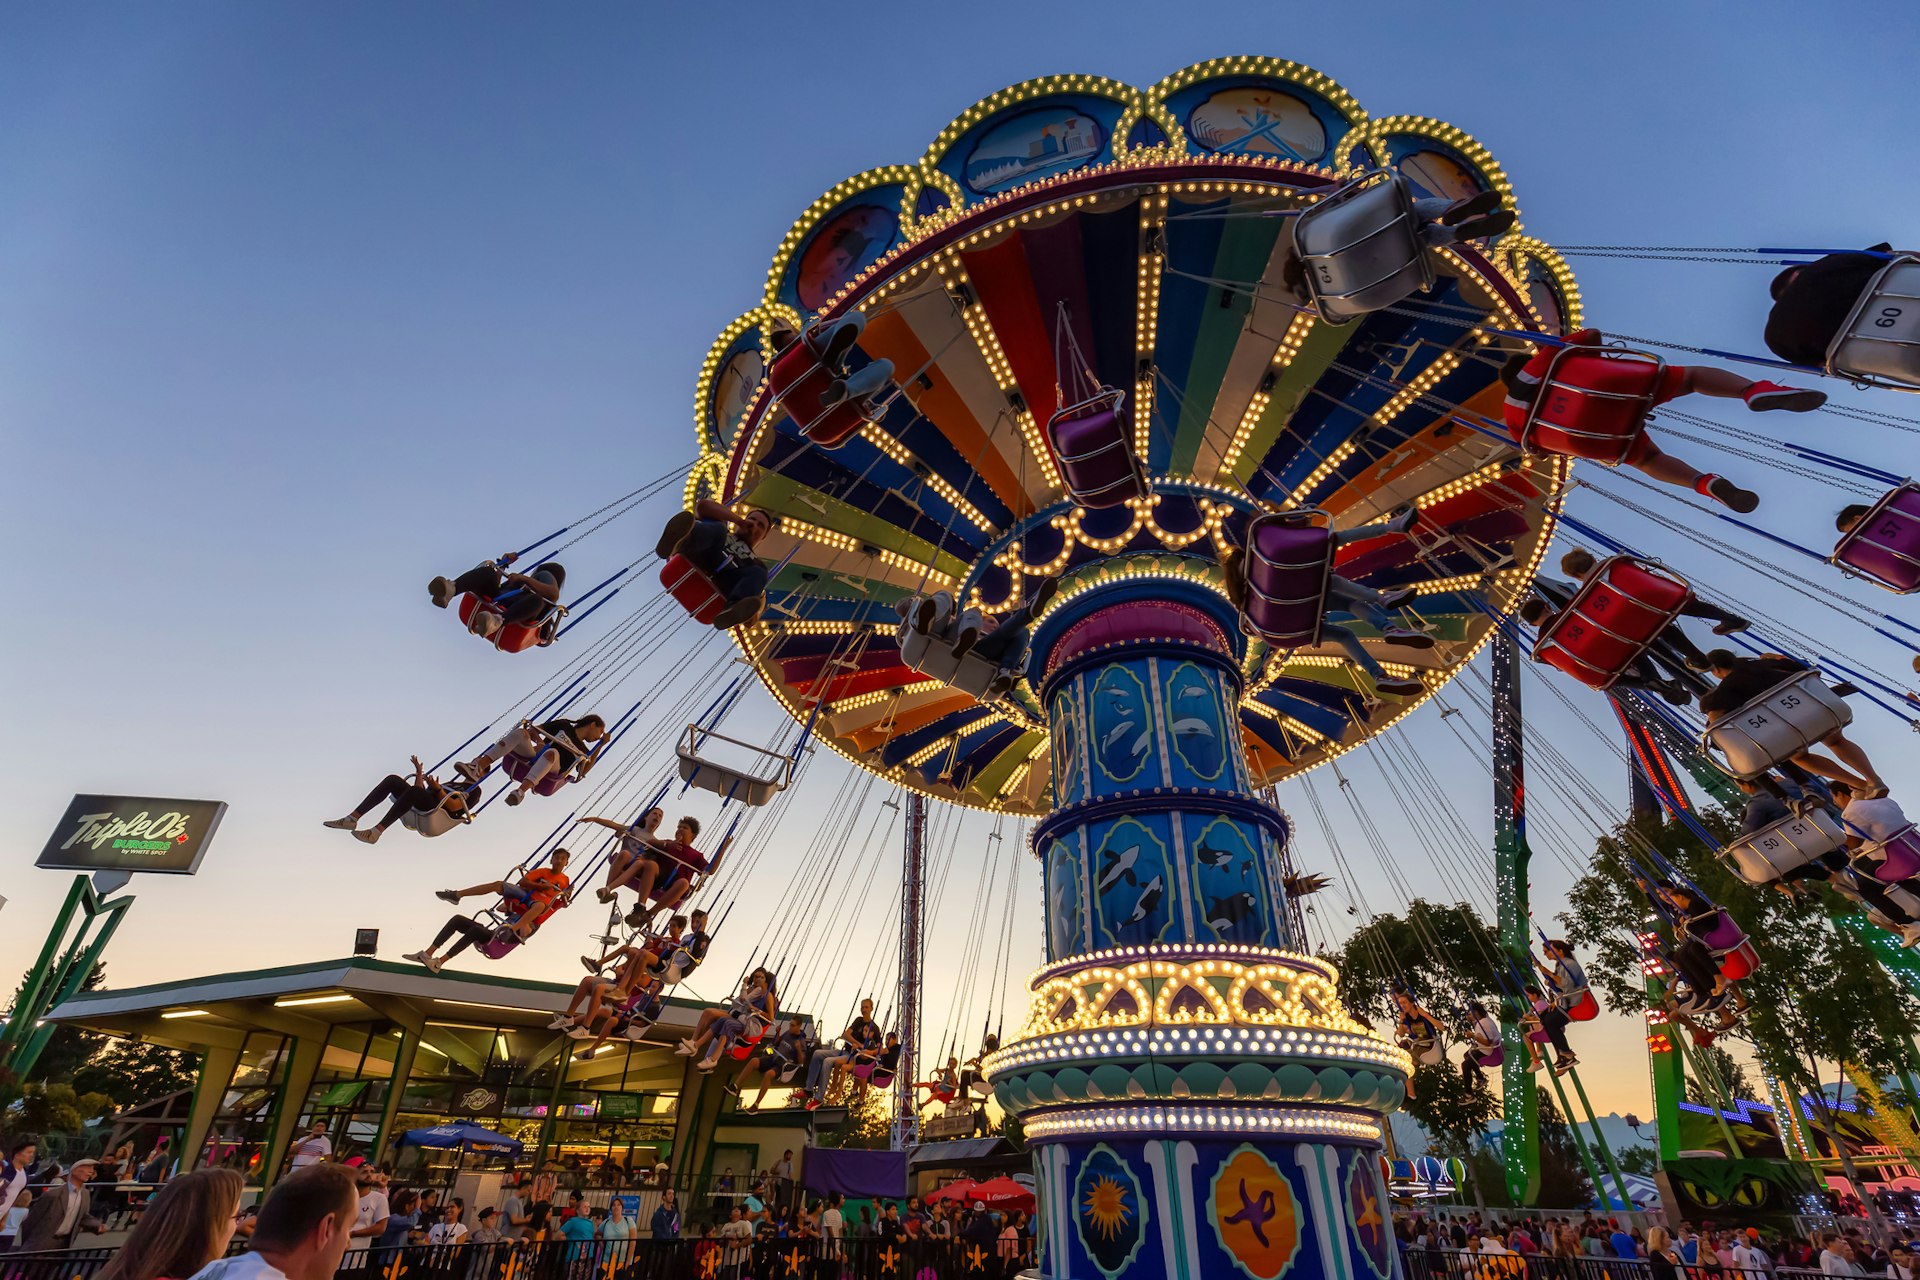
[1,795,226,1079]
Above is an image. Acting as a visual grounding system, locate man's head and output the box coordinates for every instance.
[6,1136,36,1169]
[1838,503,1873,534]
[1560,548,1597,579]
[667,914,688,934]
[68,1159,97,1185]
[860,998,874,1017]
[1706,648,1739,677]
[550,848,571,870]
[1519,598,1552,627]
[1831,781,1857,804]
[677,817,701,844]
[308,1121,326,1137]
[661,1188,676,1205]
[576,715,608,742]
[729,1206,743,1222]
[742,509,772,546]
[250,1164,360,1280]
[478,1208,496,1227]
[783,1149,792,1160]
[691,908,709,929]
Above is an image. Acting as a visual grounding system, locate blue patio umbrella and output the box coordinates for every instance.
[397,1122,524,1157]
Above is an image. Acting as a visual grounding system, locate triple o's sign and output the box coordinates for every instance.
[37,795,228,876]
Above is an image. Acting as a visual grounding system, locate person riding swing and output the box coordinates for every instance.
[403,850,572,972]
[326,756,480,844]
[655,499,775,630]
[456,715,608,806]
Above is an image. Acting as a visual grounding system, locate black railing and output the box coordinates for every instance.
[1406,1252,1826,1280]
[2,1238,1038,1280]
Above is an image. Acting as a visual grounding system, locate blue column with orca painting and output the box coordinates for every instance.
[989,579,1411,1280]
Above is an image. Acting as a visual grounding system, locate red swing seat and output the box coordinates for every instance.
[1238,510,1334,647]
[1517,344,1669,466]
[660,554,727,625]
[1532,556,1692,690]
[766,329,872,449]
[457,593,554,654]
[1563,989,1600,1022]
[1046,389,1148,510]
[1832,481,1920,594]
[725,1013,773,1060]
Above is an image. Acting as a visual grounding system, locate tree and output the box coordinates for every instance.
[11,1082,114,1135]
[1616,1145,1660,1176]
[1332,900,1508,1025]
[2,964,198,1115]
[813,1076,893,1150]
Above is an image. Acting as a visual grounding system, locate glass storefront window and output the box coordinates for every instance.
[201,1032,291,1181]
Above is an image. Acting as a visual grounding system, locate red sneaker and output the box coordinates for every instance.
[1744,381,1826,412]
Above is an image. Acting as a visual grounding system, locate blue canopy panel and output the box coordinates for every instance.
[916,718,1027,790]
[757,434,989,566]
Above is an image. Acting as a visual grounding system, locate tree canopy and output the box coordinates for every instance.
[1331,899,1510,1025]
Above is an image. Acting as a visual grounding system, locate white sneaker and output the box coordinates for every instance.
[422,954,444,974]
[504,789,526,807]
[429,576,456,607]
[548,1015,573,1031]
[323,816,358,830]
[1900,923,1920,948]
[567,1027,593,1041]
[353,828,381,844]
[404,950,434,967]
[674,1040,697,1056]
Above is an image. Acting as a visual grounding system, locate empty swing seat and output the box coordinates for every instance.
[1292,171,1436,325]
[457,593,557,653]
[660,554,728,625]
[1831,481,1920,593]
[1532,556,1692,691]
[1827,255,1920,392]
[1701,670,1853,781]
[1853,824,1920,884]
[1239,511,1334,647]
[676,722,793,806]
[1518,345,1668,465]
[1723,808,1846,884]
[896,616,1021,700]
[1047,390,1148,510]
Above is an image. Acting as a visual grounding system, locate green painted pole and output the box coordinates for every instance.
[1670,1026,1745,1156]
[1543,1065,1610,1210]
[0,876,88,1066]
[1492,632,1541,1202]
[14,897,133,1077]
[1565,1066,1636,1211]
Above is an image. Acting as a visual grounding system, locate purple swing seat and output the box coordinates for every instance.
[1858,825,1920,883]
[1047,391,1148,510]
[1693,908,1747,954]
[503,750,569,797]
[1832,482,1920,594]
[1240,512,1334,646]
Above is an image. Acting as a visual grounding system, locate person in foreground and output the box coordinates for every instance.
[184,1164,359,1280]
[96,1169,244,1280]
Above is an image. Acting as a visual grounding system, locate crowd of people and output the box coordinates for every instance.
[1399,1212,1920,1277]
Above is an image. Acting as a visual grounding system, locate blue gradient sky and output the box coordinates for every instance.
[6,2,1920,1117]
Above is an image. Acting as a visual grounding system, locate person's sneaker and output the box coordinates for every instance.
[914,595,939,634]
[428,576,456,608]
[566,1026,592,1041]
[1380,506,1420,535]
[655,511,697,560]
[805,1097,823,1112]
[1375,675,1424,697]
[816,312,866,371]
[1900,923,1920,948]
[403,950,432,966]
[581,956,602,974]
[353,828,381,845]
[1451,209,1516,240]
[1376,587,1417,611]
[1030,576,1061,613]
[625,905,650,929]
[323,816,358,830]
[1711,616,1751,636]
[1553,1056,1578,1076]
[674,1040,698,1056]
[504,788,526,806]
[1744,381,1827,413]
[596,888,616,903]
[951,626,981,660]
[696,1058,717,1074]
[712,596,762,630]
[455,759,490,783]
[1439,190,1502,225]
[548,1014,573,1030]
[435,889,461,905]
[722,1081,742,1097]
[421,954,444,974]
[1705,476,1760,513]
[1380,626,1436,649]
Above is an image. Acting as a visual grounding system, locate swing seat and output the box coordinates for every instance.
[870,1067,897,1090]
[849,1059,877,1081]
[1723,809,1846,884]
[1291,171,1436,325]
[1470,1045,1505,1068]
[477,930,521,961]
[1826,255,1920,393]
[676,722,794,807]
[766,329,890,448]
[1831,481,1920,593]
[1532,555,1692,691]
[896,615,1022,699]
[1716,940,1758,982]
[1693,908,1747,954]
[1854,824,1920,884]
[501,751,569,797]
[457,593,556,654]
[1399,1036,1444,1068]
[1701,670,1853,781]
[1517,345,1667,466]
[1239,511,1334,647]
[1046,389,1148,510]
[1562,988,1600,1022]
[726,1013,773,1061]
[660,555,728,625]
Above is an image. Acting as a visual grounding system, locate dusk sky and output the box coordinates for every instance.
[6,1,1920,1120]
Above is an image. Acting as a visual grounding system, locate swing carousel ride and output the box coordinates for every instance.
[394,55,1920,1280]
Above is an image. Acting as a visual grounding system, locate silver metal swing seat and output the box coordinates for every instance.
[1700,670,1853,781]
[1292,171,1436,325]
[1827,255,1920,392]
[676,722,795,807]
[1721,808,1845,885]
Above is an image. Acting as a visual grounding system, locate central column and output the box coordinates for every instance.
[985,579,1409,1280]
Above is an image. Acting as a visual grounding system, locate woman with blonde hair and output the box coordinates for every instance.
[1648,1226,1683,1280]
[96,1168,244,1280]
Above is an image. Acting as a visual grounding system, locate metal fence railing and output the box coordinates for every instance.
[1406,1252,1828,1280]
[3,1236,1039,1280]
